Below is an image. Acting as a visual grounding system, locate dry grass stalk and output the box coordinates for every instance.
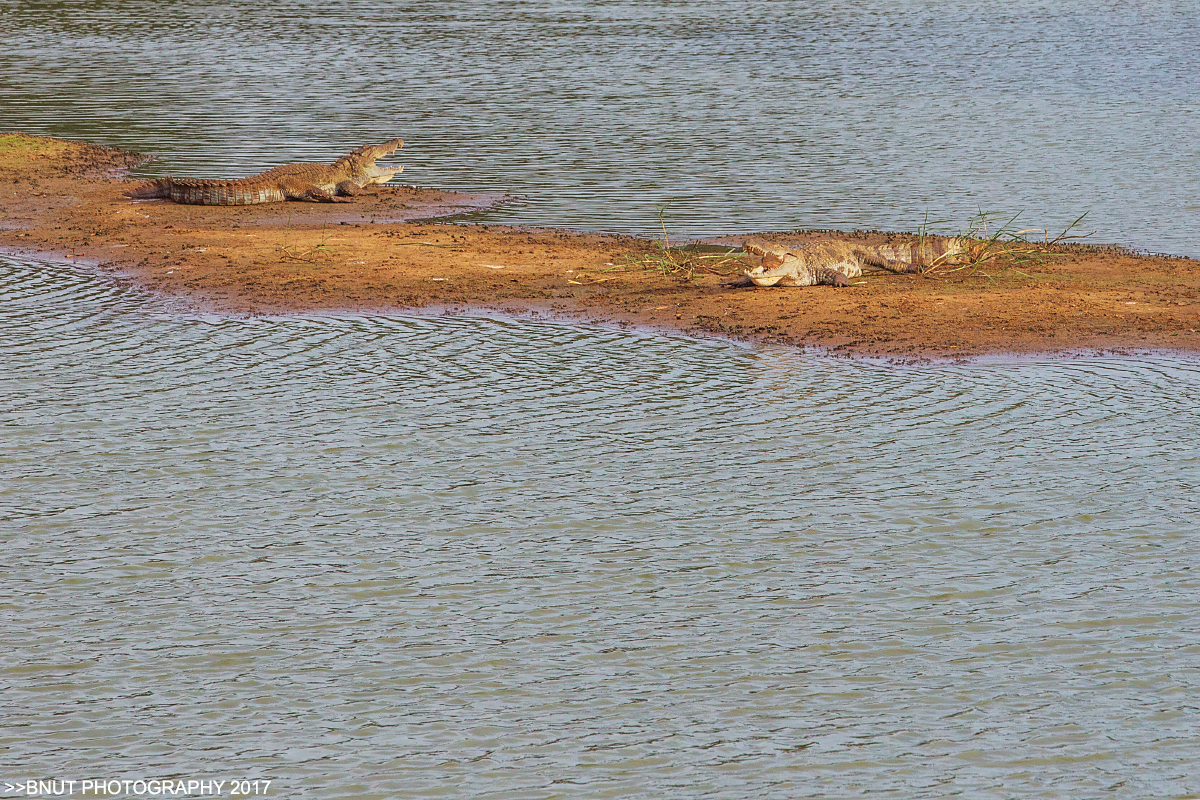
[276,218,337,264]
[611,204,750,282]
[923,210,1095,282]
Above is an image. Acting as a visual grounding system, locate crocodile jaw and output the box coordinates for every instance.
[361,141,404,185]
[335,139,405,186]
[744,252,791,287]
[363,164,404,186]
[744,268,785,287]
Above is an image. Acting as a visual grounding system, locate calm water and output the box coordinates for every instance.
[1,0,1198,254]
[3,254,1200,797]
[4,2,1200,796]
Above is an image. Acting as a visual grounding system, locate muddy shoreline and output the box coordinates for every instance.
[3,132,1199,359]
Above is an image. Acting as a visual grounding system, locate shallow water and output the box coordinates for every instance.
[1,0,1198,254]
[3,253,1200,797]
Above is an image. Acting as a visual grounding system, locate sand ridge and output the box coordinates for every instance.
[3,132,1199,359]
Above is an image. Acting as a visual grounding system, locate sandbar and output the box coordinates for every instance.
[3,132,1199,359]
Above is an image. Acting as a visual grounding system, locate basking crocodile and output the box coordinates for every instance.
[737,236,966,287]
[125,139,404,205]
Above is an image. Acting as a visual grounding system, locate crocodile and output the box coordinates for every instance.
[736,236,967,287]
[124,139,404,205]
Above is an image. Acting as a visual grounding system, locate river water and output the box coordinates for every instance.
[4,255,1200,797]
[3,1,1200,798]
[1,0,1199,255]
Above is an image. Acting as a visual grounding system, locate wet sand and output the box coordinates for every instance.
[3,132,1199,359]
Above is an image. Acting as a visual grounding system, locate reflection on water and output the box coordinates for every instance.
[3,254,1200,797]
[1,1,1198,254]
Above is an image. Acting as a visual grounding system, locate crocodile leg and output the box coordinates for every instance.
[295,186,351,203]
[853,248,924,275]
[816,267,851,286]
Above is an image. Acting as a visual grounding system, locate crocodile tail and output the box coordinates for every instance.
[896,236,964,266]
[127,174,291,204]
[166,178,287,205]
[867,236,967,271]
[125,178,173,199]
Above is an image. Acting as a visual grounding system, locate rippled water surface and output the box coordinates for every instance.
[3,254,1200,797]
[1,0,1198,254]
[4,2,1200,795]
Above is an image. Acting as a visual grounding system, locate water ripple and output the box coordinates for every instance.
[2,1,1198,255]
[2,255,1200,797]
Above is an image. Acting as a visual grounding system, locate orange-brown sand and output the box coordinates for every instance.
[4,132,1199,358]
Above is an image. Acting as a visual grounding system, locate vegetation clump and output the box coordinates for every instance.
[613,204,749,282]
[924,210,1095,282]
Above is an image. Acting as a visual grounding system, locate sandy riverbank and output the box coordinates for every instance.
[3,132,1199,359]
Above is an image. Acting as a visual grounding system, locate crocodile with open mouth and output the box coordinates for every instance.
[125,139,404,205]
[737,236,966,287]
